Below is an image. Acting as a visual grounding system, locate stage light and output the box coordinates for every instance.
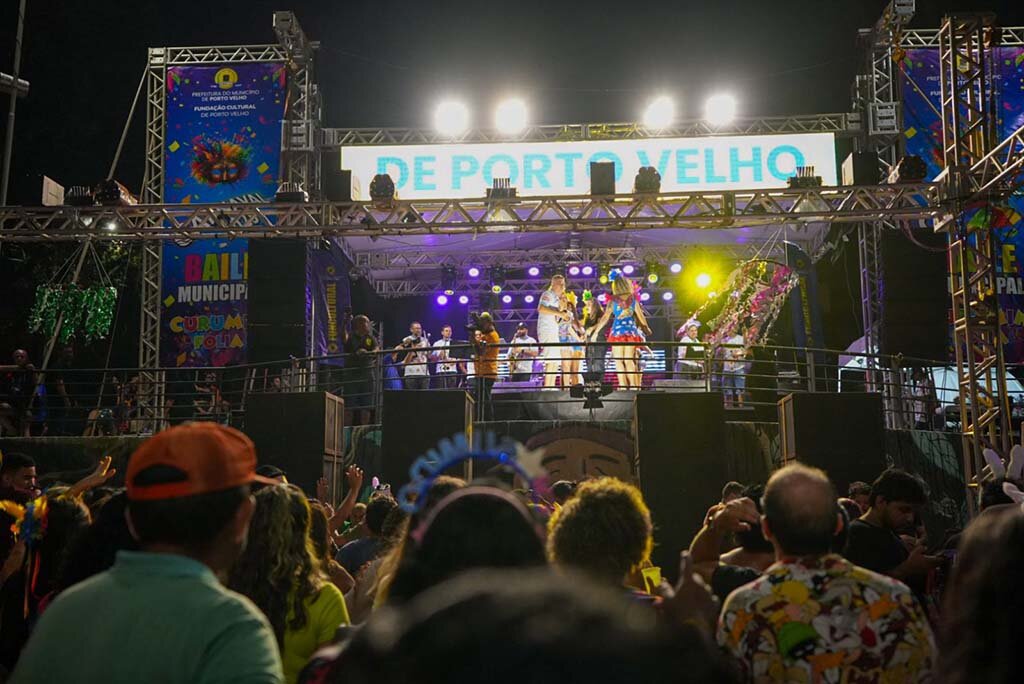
[645,261,661,285]
[640,292,651,302]
[633,166,662,193]
[662,291,675,301]
[622,264,635,276]
[436,294,449,306]
[458,295,470,305]
[491,284,503,294]
[598,263,610,284]
[696,272,712,289]
[369,174,396,204]
[597,293,609,305]
[581,265,594,276]
[642,95,674,130]
[527,266,541,277]
[100,218,118,232]
[494,98,528,134]
[488,266,506,294]
[435,100,470,137]
[524,294,535,304]
[669,262,683,274]
[707,291,718,299]
[705,93,737,126]
[468,267,481,278]
[502,294,513,304]
[568,265,581,276]
[441,265,458,295]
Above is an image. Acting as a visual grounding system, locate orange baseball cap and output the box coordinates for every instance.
[127,423,277,501]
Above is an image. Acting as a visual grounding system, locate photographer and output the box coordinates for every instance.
[342,312,379,425]
[471,312,501,421]
[396,322,431,391]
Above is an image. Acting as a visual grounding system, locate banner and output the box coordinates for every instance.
[307,242,353,360]
[160,62,286,367]
[341,133,838,200]
[901,47,1024,361]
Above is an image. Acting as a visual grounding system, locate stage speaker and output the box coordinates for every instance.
[635,393,727,583]
[380,390,474,489]
[244,392,345,501]
[879,228,948,360]
[248,238,307,363]
[323,148,354,201]
[778,392,887,493]
[590,161,616,195]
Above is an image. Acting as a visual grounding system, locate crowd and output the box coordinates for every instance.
[0,421,1020,683]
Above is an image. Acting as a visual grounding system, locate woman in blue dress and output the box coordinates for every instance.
[593,271,651,389]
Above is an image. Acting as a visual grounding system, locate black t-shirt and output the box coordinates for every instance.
[844,519,908,575]
[711,564,761,603]
[343,334,377,369]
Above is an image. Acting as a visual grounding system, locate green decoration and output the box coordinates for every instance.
[27,284,119,343]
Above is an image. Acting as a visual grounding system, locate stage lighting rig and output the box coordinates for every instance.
[495,98,528,134]
[435,100,470,137]
[642,95,674,130]
[885,155,928,184]
[570,377,614,410]
[786,166,823,189]
[486,177,518,200]
[275,181,308,203]
[489,266,507,293]
[369,173,396,206]
[705,94,737,126]
[634,166,662,193]
[598,264,611,284]
[441,266,458,296]
[645,261,661,285]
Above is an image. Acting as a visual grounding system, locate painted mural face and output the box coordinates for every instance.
[526,425,634,482]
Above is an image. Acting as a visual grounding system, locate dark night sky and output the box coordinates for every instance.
[1,0,1021,205]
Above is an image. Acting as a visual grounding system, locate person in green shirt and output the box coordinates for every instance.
[229,484,350,684]
[11,422,284,684]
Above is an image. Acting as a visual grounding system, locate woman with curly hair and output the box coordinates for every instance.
[228,484,349,683]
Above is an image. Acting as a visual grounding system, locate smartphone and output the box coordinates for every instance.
[641,566,662,593]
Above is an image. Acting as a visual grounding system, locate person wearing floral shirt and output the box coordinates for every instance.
[717,464,935,684]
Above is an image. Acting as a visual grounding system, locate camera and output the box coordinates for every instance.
[402,335,423,347]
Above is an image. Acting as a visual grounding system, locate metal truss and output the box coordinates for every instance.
[274,12,320,196]
[322,113,857,147]
[900,25,1024,48]
[937,14,1012,514]
[0,185,942,242]
[477,305,672,323]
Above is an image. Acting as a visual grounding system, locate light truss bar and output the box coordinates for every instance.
[964,122,1024,197]
[899,26,1024,48]
[160,44,288,64]
[0,185,941,243]
[322,113,857,147]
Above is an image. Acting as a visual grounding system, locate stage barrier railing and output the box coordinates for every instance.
[0,342,996,439]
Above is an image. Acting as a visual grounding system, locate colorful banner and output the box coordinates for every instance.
[901,47,1024,362]
[160,62,286,367]
[341,133,838,200]
[307,242,352,360]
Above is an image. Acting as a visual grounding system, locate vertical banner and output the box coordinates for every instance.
[307,242,353,360]
[160,62,286,367]
[901,47,1024,361]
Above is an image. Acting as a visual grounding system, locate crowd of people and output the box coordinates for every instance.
[0,420,1019,682]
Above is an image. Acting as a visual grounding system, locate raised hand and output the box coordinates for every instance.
[346,465,364,494]
[657,551,719,631]
[316,476,329,503]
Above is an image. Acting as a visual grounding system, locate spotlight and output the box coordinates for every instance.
[491,284,503,294]
[669,262,683,274]
[527,266,541,277]
[524,294,535,304]
[436,294,449,306]
[468,267,481,278]
[494,98,528,134]
[100,218,119,232]
[597,293,609,305]
[633,166,662,193]
[707,291,718,299]
[435,100,470,137]
[642,95,674,130]
[622,264,635,276]
[369,174,396,204]
[581,265,594,276]
[568,265,581,276]
[696,273,712,289]
[502,294,513,304]
[458,295,470,305]
[645,261,661,285]
[662,291,675,301]
[488,266,507,293]
[705,93,737,126]
[441,265,458,295]
[640,292,651,302]
[599,264,610,284]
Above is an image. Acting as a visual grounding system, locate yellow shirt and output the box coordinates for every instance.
[475,329,501,379]
[282,583,349,684]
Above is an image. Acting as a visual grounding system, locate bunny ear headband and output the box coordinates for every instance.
[983,446,1024,510]
[396,432,548,514]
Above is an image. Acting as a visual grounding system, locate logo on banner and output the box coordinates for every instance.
[214,68,239,89]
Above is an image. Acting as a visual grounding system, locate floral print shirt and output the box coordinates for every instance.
[717,554,935,684]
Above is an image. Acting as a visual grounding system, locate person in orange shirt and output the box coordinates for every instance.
[472,313,501,421]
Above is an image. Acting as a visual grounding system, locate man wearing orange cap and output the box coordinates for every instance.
[12,423,284,683]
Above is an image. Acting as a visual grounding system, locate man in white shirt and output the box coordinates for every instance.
[537,275,568,388]
[397,321,431,390]
[508,323,539,383]
[431,324,459,389]
[676,322,704,379]
[720,332,747,407]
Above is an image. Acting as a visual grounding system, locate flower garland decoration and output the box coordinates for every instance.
[0,496,49,547]
[396,432,547,514]
[28,284,118,343]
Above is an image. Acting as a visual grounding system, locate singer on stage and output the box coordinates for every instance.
[397,321,431,390]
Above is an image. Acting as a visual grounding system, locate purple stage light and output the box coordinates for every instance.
[640,292,651,302]
[669,262,683,274]
[436,294,449,306]
[468,267,481,278]
[458,295,470,305]
[597,293,608,304]
[502,294,513,304]
[524,294,535,304]
[527,266,540,277]
[622,264,635,275]
[581,265,594,276]
[568,265,581,276]
[662,291,674,301]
